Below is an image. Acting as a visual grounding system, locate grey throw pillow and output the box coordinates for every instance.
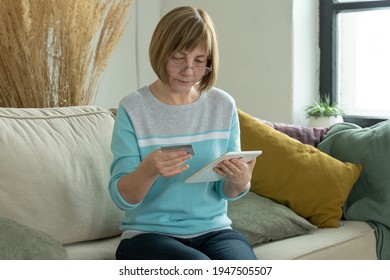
[228,192,317,246]
[0,216,68,260]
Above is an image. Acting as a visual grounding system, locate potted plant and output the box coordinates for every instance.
[305,95,344,127]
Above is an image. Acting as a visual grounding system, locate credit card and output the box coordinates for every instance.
[161,144,195,155]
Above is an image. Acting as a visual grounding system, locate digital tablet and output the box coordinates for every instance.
[184,150,262,184]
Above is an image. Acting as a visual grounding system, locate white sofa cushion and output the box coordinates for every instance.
[253,220,377,260]
[65,236,121,260]
[0,106,123,245]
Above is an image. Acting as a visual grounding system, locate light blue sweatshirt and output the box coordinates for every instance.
[108,86,245,236]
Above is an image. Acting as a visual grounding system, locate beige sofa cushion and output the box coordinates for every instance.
[253,220,377,260]
[0,106,123,245]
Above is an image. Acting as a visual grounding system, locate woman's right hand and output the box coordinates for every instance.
[118,148,192,204]
[143,149,192,177]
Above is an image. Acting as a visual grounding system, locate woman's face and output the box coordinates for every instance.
[165,44,209,93]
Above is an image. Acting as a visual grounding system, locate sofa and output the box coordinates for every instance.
[0,105,387,260]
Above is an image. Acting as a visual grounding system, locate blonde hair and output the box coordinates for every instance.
[149,6,219,92]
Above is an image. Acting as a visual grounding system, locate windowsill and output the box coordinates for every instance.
[343,115,388,128]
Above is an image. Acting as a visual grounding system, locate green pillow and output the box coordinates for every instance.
[318,120,390,259]
[228,192,317,246]
[318,121,390,223]
[0,216,68,260]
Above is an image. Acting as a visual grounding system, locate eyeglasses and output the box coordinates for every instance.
[167,58,212,76]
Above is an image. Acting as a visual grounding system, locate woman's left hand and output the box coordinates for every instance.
[214,158,256,197]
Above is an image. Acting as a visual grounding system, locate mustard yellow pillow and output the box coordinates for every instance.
[238,109,362,227]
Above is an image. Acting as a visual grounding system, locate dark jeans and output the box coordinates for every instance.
[116,229,257,260]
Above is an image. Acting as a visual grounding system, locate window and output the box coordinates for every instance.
[320,0,390,126]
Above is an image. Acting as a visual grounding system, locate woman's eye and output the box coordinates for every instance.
[194,60,206,65]
[172,57,185,62]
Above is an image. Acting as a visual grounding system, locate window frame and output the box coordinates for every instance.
[319,0,390,127]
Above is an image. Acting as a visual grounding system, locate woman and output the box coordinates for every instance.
[109,6,257,260]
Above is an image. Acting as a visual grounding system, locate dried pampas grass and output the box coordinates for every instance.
[0,0,132,108]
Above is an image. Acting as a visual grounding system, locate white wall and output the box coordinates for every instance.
[94,0,160,109]
[93,2,137,109]
[94,0,319,125]
[292,0,319,125]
